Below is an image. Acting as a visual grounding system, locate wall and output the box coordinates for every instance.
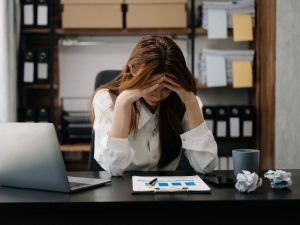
[59,35,249,110]
[276,0,300,169]
[59,36,189,110]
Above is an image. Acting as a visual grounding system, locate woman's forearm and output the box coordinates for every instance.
[109,98,132,138]
[185,97,205,130]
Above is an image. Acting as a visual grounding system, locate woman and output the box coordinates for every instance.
[92,35,217,176]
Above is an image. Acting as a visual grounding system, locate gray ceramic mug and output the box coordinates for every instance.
[232,149,260,177]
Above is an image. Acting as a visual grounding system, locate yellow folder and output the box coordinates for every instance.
[232,14,253,42]
[232,61,253,88]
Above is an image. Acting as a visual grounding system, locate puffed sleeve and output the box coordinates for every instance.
[180,96,218,174]
[93,90,134,176]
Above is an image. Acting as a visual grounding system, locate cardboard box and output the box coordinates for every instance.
[125,0,187,28]
[61,0,123,28]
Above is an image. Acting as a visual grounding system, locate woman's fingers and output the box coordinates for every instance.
[163,82,178,93]
[163,76,181,87]
[143,76,164,88]
[142,83,159,94]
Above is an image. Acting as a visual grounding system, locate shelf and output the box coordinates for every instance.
[22,28,50,34]
[196,82,254,90]
[195,27,207,35]
[60,144,90,152]
[23,84,58,90]
[56,28,192,36]
[195,28,251,37]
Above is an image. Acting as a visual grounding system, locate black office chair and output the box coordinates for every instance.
[88,70,121,171]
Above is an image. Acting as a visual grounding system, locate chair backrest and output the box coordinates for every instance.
[94,70,121,90]
[88,70,121,171]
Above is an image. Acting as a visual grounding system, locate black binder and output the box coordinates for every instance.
[36,49,50,83]
[36,0,49,27]
[228,106,241,138]
[241,106,255,138]
[22,107,36,122]
[22,0,35,27]
[23,50,35,83]
[37,107,49,122]
[203,106,215,135]
[215,106,228,138]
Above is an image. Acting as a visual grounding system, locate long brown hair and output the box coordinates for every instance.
[91,35,196,168]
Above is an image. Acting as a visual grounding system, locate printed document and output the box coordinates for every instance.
[132,175,211,193]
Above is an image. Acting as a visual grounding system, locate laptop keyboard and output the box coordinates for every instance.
[69,182,88,189]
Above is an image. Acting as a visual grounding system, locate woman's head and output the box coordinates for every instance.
[119,35,196,106]
[94,35,197,168]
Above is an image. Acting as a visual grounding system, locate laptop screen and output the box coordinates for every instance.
[0,123,70,192]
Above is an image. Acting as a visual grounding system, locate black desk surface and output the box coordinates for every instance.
[1,170,299,223]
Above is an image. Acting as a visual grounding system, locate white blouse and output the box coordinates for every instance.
[93,89,218,176]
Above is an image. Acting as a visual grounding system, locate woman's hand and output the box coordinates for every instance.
[116,74,165,106]
[162,76,198,106]
[110,76,164,138]
[162,75,204,130]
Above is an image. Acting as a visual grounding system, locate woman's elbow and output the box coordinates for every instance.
[96,148,132,176]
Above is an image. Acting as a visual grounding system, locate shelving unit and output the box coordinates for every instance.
[18,0,56,125]
[17,0,276,170]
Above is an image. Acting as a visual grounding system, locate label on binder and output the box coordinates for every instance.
[216,121,226,137]
[243,121,253,137]
[24,5,34,25]
[230,117,240,137]
[37,5,48,26]
[23,62,34,83]
[37,63,48,80]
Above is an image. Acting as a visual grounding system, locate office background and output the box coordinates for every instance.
[0,0,299,170]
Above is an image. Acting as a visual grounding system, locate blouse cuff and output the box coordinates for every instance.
[104,136,134,172]
[180,122,214,152]
[106,136,130,150]
[180,122,211,140]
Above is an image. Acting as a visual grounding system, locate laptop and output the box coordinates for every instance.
[0,123,111,193]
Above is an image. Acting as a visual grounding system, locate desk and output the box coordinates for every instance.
[0,170,300,224]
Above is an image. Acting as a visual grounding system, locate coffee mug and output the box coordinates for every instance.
[232,149,260,177]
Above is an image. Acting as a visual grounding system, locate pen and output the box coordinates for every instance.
[148,178,158,186]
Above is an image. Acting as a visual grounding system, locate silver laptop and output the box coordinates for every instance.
[0,123,111,193]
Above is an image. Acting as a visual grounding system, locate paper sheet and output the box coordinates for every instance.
[232,14,253,41]
[132,176,211,193]
[232,61,253,88]
[206,55,227,87]
[207,9,228,39]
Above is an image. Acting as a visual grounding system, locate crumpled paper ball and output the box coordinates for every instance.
[264,170,292,189]
[235,170,262,193]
